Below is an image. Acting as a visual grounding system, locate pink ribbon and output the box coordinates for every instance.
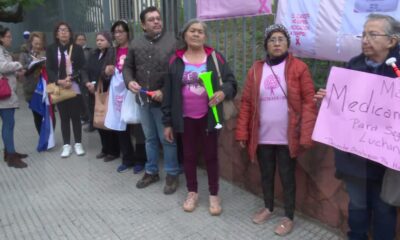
[258,0,271,13]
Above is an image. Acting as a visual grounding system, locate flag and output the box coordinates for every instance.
[29,68,55,152]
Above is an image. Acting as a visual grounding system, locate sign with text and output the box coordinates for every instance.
[196,0,272,20]
[312,67,400,170]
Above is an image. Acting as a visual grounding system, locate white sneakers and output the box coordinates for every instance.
[74,143,85,156]
[60,143,85,158]
[60,144,72,158]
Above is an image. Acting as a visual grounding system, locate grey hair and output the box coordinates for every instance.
[180,19,208,48]
[366,13,400,38]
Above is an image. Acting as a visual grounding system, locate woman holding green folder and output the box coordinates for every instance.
[162,19,237,216]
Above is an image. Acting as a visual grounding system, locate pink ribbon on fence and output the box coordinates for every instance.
[258,0,270,13]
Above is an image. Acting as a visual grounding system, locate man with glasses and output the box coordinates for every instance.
[123,6,180,194]
[315,13,399,239]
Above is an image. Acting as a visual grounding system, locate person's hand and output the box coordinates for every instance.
[238,140,247,149]
[209,90,225,107]
[105,65,115,76]
[151,90,163,102]
[58,76,72,89]
[128,81,141,93]
[16,69,26,78]
[314,88,326,104]
[164,127,174,143]
[86,82,95,93]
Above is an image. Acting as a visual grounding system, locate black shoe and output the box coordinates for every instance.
[104,155,119,162]
[96,152,107,159]
[136,173,160,189]
[163,174,179,195]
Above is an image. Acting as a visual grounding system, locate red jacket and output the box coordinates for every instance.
[235,54,317,162]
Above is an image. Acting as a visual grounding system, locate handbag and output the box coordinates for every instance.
[0,75,12,100]
[211,51,237,121]
[93,78,109,130]
[380,168,400,206]
[121,90,141,124]
[46,83,77,104]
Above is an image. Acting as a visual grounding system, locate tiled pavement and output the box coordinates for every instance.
[0,100,344,240]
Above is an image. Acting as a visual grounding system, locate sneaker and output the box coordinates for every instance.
[183,192,198,212]
[274,217,294,236]
[61,144,72,158]
[74,143,85,156]
[117,164,130,173]
[163,174,179,195]
[136,173,160,189]
[133,164,144,174]
[209,195,222,216]
[252,208,273,224]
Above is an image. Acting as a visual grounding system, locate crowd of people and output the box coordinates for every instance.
[0,6,399,238]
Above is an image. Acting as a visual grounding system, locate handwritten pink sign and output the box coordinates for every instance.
[312,67,400,170]
[197,0,272,20]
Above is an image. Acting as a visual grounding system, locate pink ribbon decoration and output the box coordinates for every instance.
[258,0,271,13]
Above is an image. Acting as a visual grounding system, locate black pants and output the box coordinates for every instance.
[79,83,90,123]
[32,106,56,134]
[57,96,82,145]
[118,124,146,166]
[256,144,296,220]
[98,129,120,156]
[87,92,95,127]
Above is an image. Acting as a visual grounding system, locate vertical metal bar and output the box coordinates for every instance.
[252,17,257,63]
[224,20,227,57]
[215,21,220,51]
[242,17,246,82]
[103,0,111,30]
[232,18,237,74]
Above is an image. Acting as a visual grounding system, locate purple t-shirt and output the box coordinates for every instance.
[258,61,289,144]
[181,56,209,118]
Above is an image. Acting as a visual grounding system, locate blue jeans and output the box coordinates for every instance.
[344,177,396,240]
[0,108,16,153]
[139,105,179,175]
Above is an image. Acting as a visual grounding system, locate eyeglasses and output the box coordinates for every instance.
[113,30,126,35]
[58,28,70,33]
[358,32,390,41]
[267,37,287,44]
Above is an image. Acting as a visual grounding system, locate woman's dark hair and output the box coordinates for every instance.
[0,25,10,46]
[111,20,131,41]
[139,6,160,23]
[74,33,86,43]
[53,21,73,44]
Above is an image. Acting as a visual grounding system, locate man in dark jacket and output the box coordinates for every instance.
[315,13,399,240]
[123,6,180,194]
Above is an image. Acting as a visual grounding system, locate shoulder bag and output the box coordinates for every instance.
[0,75,12,100]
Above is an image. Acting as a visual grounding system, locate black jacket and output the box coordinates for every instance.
[162,46,237,132]
[46,42,85,84]
[85,48,110,91]
[334,45,400,180]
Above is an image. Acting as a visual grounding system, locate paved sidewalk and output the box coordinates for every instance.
[0,101,343,240]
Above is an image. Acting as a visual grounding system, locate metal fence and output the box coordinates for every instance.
[3,0,334,86]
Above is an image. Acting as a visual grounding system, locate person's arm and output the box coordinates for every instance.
[0,48,22,74]
[235,65,255,148]
[122,47,141,93]
[298,62,318,149]
[71,44,85,83]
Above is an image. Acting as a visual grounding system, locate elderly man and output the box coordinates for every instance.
[315,13,399,240]
[123,6,180,195]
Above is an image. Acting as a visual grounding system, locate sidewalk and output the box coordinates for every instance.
[0,100,343,240]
